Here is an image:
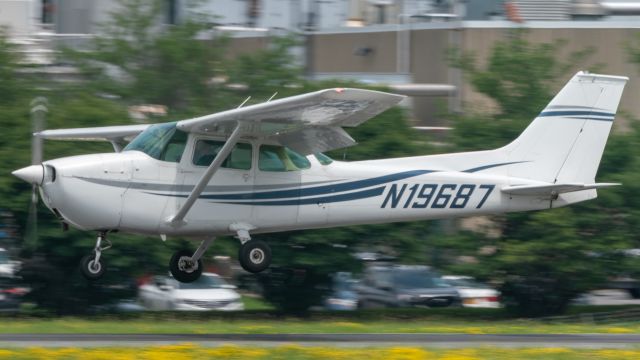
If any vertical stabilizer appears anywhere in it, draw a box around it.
[501,72,628,184]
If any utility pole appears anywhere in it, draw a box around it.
[26,97,48,251]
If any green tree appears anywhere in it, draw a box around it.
[1,1,233,313]
[448,31,596,150]
[227,36,303,97]
[63,0,227,115]
[0,29,32,227]
[3,0,437,313]
[441,31,636,316]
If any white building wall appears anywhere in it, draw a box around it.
[0,0,36,35]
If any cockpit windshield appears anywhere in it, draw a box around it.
[124,122,188,163]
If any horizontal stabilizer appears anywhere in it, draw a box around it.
[501,182,620,196]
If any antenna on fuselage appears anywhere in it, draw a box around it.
[266,92,278,102]
[237,96,251,108]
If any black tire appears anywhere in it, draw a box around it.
[238,240,272,273]
[80,254,106,280]
[169,249,203,283]
[629,288,640,299]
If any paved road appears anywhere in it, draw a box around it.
[1,333,639,348]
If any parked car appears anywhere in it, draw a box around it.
[139,273,244,311]
[442,275,501,308]
[355,265,461,308]
[0,248,20,278]
[324,272,359,311]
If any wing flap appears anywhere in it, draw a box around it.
[501,182,620,196]
[272,126,356,155]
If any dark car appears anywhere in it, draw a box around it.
[0,278,28,311]
[355,265,460,308]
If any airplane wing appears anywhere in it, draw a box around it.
[34,88,403,154]
[36,124,150,142]
[177,88,405,154]
[35,124,150,152]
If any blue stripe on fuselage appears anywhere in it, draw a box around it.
[463,161,529,173]
[149,169,435,200]
[216,186,386,206]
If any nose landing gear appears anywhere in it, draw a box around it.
[80,231,111,280]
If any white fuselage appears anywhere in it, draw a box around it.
[37,134,562,238]
[24,72,629,241]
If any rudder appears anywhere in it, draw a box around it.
[502,71,628,184]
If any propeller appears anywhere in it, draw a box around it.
[25,184,39,251]
[12,166,44,249]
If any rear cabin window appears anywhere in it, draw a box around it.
[259,145,311,172]
[192,140,252,170]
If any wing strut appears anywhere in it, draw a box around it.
[168,123,243,225]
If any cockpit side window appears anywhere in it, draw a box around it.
[124,122,187,163]
[193,140,252,170]
[259,145,311,172]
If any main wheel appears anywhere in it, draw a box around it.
[169,249,203,283]
[238,240,272,273]
[80,254,106,280]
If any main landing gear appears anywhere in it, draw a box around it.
[169,237,213,283]
[80,231,111,280]
[238,240,272,273]
[233,226,272,274]
[168,231,273,283]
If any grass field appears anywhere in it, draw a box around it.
[0,344,639,360]
[1,306,640,334]
[0,316,638,334]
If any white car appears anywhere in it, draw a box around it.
[0,248,20,278]
[442,275,501,308]
[139,273,244,311]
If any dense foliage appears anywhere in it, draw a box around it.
[2,4,639,315]
[1,0,435,313]
[442,31,640,316]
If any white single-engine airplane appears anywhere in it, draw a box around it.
[12,71,627,282]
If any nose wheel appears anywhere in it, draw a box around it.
[80,231,111,280]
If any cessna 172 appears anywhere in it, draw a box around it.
[12,71,627,282]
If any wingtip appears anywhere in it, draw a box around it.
[575,71,629,82]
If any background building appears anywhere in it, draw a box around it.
[2,0,640,126]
